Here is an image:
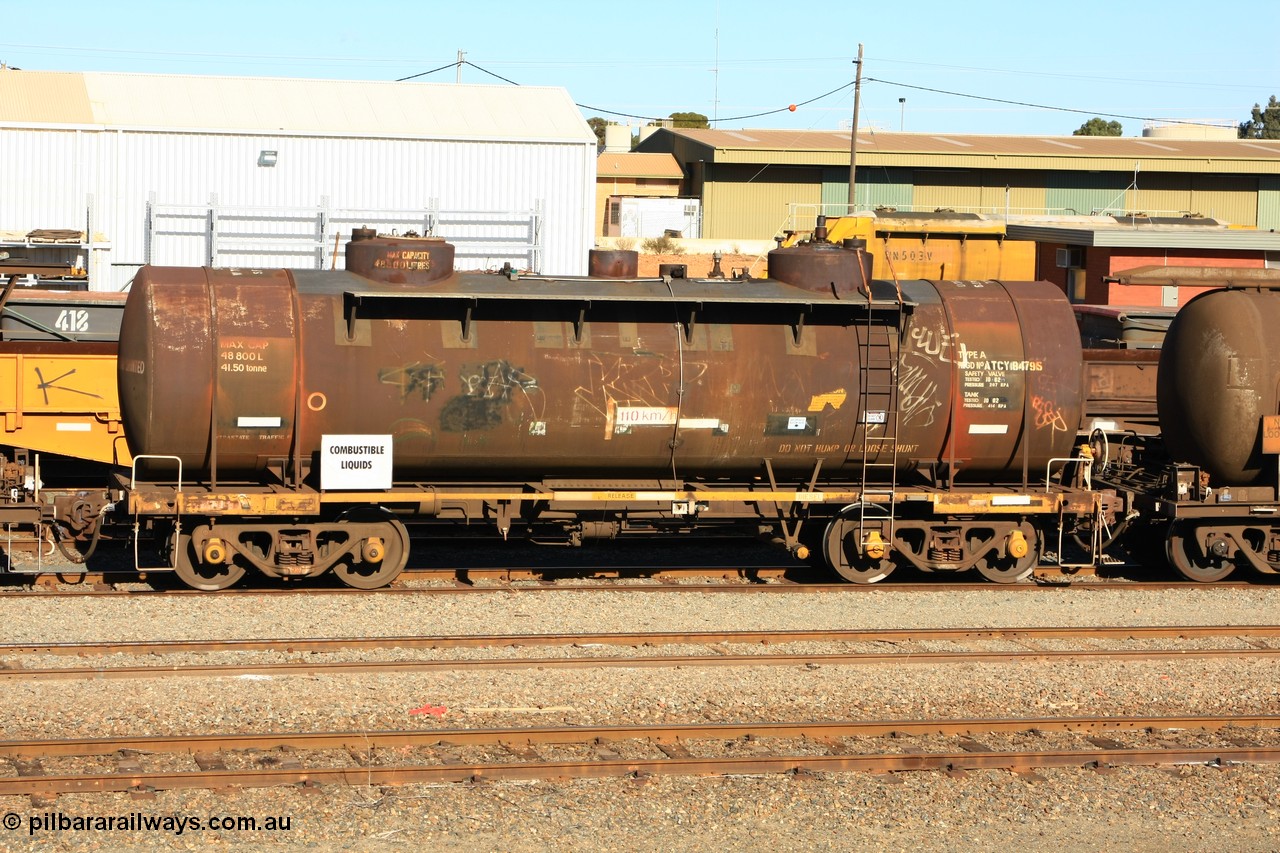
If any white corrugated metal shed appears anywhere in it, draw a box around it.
[0,71,592,141]
[0,70,597,289]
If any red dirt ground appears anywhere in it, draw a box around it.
[635,252,768,279]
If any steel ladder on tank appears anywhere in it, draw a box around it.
[853,282,905,553]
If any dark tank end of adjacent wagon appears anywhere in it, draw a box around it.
[1158,287,1280,486]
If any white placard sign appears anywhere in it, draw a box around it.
[321,434,393,490]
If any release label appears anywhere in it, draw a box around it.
[321,434,393,490]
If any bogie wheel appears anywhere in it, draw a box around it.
[822,511,895,584]
[172,532,246,591]
[976,523,1039,584]
[332,511,410,589]
[1166,522,1235,583]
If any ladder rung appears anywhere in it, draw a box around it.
[859,299,903,515]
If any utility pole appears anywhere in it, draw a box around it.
[456,50,465,84]
[846,43,864,211]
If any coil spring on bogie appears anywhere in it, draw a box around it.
[928,547,963,562]
[276,551,315,567]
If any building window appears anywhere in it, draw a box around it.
[1069,268,1087,303]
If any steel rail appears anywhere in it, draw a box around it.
[0,714,1277,795]
[9,747,1280,795]
[5,624,1280,657]
[4,645,1280,682]
[5,713,1275,755]
[2,578,1274,599]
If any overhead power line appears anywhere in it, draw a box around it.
[395,61,461,83]
[864,77,1228,127]
[401,58,855,125]
[401,60,1231,130]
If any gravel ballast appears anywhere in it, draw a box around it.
[0,580,1278,851]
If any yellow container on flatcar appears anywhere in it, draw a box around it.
[0,344,131,466]
[782,213,1036,281]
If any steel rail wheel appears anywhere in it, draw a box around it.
[822,507,895,584]
[332,512,410,590]
[1167,521,1235,583]
[975,523,1039,584]
[172,533,246,591]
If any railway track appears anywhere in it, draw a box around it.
[8,536,1256,594]
[2,572,1276,598]
[3,714,1278,798]
[3,625,1278,681]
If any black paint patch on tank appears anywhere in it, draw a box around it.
[440,396,506,432]
[765,414,817,436]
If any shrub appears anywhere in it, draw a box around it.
[641,235,683,255]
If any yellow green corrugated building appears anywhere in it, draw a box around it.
[636,128,1280,239]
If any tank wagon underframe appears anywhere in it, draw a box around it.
[1110,461,1280,582]
[121,475,1102,588]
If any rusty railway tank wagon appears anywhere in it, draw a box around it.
[9,225,1280,590]
[109,227,1100,590]
[1145,285,1280,581]
[1072,277,1280,583]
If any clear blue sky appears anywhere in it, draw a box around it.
[3,0,1275,137]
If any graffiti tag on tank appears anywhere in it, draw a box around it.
[908,326,960,364]
[898,361,943,427]
[379,362,446,402]
[1031,395,1069,433]
[440,360,541,433]
[898,324,952,427]
[571,353,709,438]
